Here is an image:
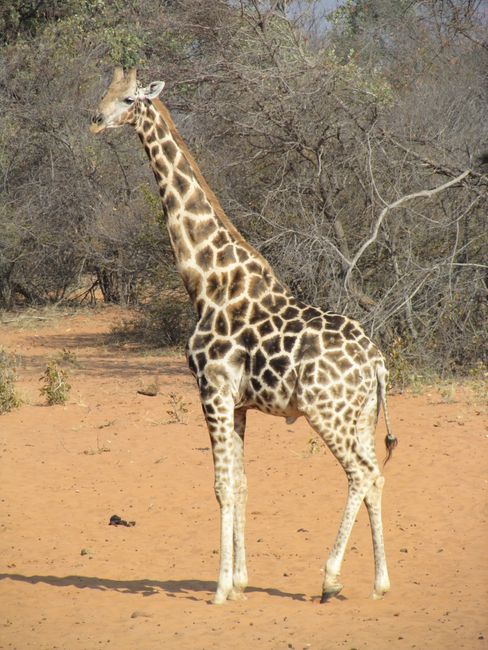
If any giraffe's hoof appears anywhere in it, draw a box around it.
[371,588,389,601]
[228,588,247,601]
[211,591,228,605]
[320,583,343,603]
[210,589,229,605]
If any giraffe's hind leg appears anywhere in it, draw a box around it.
[364,475,390,599]
[228,407,248,601]
[304,386,388,602]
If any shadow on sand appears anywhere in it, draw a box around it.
[0,573,308,602]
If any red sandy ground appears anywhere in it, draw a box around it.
[0,308,487,650]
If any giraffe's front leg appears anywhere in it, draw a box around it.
[202,384,239,605]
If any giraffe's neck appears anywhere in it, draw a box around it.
[134,101,282,316]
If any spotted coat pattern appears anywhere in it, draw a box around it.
[91,68,397,605]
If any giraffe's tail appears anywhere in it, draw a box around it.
[376,362,398,465]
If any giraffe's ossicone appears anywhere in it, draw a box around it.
[91,67,398,605]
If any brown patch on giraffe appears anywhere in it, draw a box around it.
[183,267,202,303]
[343,406,355,423]
[154,157,170,177]
[230,348,251,374]
[326,314,345,330]
[283,335,297,353]
[284,319,302,334]
[186,188,212,215]
[250,376,262,392]
[249,303,270,324]
[344,342,359,357]
[208,340,233,360]
[216,244,237,267]
[206,273,226,303]
[323,332,341,347]
[282,305,300,320]
[236,248,249,263]
[198,306,215,332]
[318,359,341,381]
[257,319,274,337]
[246,261,262,274]
[161,139,178,163]
[154,120,169,140]
[299,332,321,359]
[342,321,362,339]
[228,267,245,299]
[215,311,229,336]
[173,169,191,196]
[176,156,192,178]
[262,368,279,389]
[248,275,269,300]
[346,368,362,385]
[322,351,351,374]
[272,315,283,330]
[302,306,322,321]
[269,355,290,375]
[192,333,214,350]
[300,361,316,384]
[262,294,287,312]
[142,119,152,133]
[213,230,230,248]
[228,300,249,335]
[168,223,191,261]
[184,217,217,245]
[251,349,267,375]
[146,129,157,145]
[308,318,323,331]
[238,328,259,351]
[227,298,249,325]
[196,351,208,371]
[196,246,215,271]
[262,335,281,356]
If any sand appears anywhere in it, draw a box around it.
[1,308,487,649]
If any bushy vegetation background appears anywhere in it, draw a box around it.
[1,0,487,375]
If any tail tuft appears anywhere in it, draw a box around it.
[384,432,398,465]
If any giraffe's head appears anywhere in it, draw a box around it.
[90,67,165,134]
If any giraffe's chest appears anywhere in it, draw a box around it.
[187,330,300,417]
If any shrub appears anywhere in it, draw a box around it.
[0,347,21,414]
[39,361,71,405]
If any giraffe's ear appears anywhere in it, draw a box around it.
[141,81,165,100]
[112,66,124,83]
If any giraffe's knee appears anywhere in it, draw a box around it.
[234,472,248,496]
[374,475,385,489]
[214,481,233,507]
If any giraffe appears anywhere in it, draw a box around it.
[90,67,398,605]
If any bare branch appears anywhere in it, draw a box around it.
[345,170,472,290]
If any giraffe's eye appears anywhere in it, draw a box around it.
[123,97,134,105]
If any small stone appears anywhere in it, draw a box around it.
[80,548,93,556]
[130,610,153,619]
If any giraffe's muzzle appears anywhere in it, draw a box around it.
[90,113,105,134]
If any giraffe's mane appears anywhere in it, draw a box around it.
[152,98,274,273]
